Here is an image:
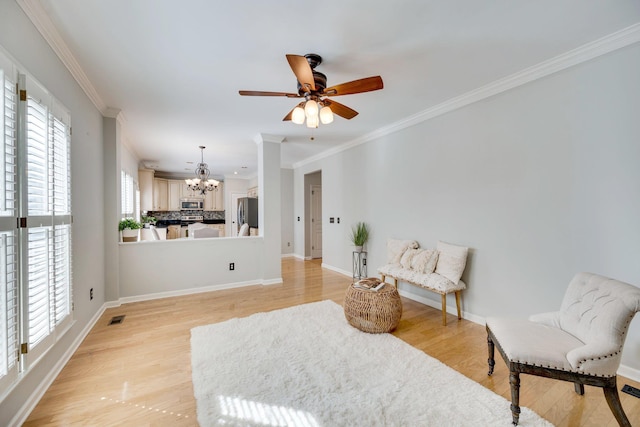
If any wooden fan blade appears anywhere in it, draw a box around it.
[239,90,300,97]
[323,99,358,120]
[286,54,316,92]
[324,76,383,96]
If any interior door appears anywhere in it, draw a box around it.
[311,184,322,258]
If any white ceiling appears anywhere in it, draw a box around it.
[27,0,640,179]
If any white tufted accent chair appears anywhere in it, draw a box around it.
[486,272,640,426]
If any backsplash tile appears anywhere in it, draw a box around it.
[146,210,225,221]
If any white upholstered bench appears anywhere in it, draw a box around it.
[378,239,468,326]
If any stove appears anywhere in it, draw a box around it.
[180,215,203,226]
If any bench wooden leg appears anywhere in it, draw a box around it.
[455,291,462,320]
[441,294,447,326]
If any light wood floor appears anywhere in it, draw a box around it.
[25,258,640,426]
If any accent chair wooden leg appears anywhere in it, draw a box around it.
[509,371,521,425]
[455,291,462,320]
[394,278,398,288]
[574,382,584,395]
[441,294,447,326]
[487,334,495,376]
[381,274,386,283]
[603,384,632,427]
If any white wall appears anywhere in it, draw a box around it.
[119,238,265,298]
[0,2,105,424]
[121,140,139,179]
[293,43,640,373]
[281,168,294,254]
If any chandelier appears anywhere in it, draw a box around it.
[290,97,333,128]
[185,146,219,195]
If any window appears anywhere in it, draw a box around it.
[121,169,136,220]
[0,49,72,392]
[0,58,18,392]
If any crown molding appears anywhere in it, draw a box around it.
[293,23,640,170]
[254,133,285,145]
[16,0,107,114]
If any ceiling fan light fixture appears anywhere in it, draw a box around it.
[292,106,305,124]
[306,115,319,128]
[320,105,333,124]
[304,99,318,118]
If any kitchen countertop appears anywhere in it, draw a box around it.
[154,219,225,228]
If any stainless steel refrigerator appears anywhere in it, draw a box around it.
[237,197,258,231]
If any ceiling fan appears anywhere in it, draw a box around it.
[239,53,383,127]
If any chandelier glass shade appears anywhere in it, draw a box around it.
[292,97,334,128]
[185,146,219,195]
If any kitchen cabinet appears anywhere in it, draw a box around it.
[168,180,182,211]
[247,186,258,198]
[206,223,225,237]
[153,178,168,211]
[204,182,224,211]
[181,183,199,198]
[216,182,224,210]
[204,189,215,211]
[138,169,154,212]
[167,225,181,240]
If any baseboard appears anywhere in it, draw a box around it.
[262,278,283,286]
[10,304,107,427]
[118,280,261,304]
[281,253,295,258]
[617,363,640,382]
[321,263,351,278]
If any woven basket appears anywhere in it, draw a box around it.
[344,278,402,333]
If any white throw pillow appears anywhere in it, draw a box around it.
[400,248,420,269]
[411,249,439,273]
[435,241,468,284]
[387,238,419,264]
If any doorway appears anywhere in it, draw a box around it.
[310,184,322,258]
[304,171,322,259]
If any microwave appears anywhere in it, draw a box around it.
[180,198,204,210]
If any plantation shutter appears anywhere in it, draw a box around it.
[0,53,19,390]
[20,74,72,365]
[121,170,136,219]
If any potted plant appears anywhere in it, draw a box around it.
[141,215,156,228]
[119,218,142,242]
[350,221,370,253]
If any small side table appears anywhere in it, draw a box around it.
[352,251,367,282]
[343,278,402,333]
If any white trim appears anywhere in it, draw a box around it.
[9,305,107,427]
[321,263,351,278]
[15,0,107,114]
[262,278,283,286]
[618,364,640,383]
[118,280,260,304]
[281,253,295,258]
[293,23,640,170]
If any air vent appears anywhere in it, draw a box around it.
[109,315,125,325]
[622,384,640,398]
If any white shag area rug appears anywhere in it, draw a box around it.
[190,300,553,427]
